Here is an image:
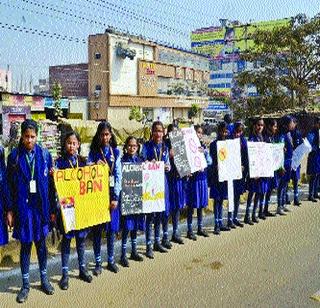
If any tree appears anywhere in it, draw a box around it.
[51,82,63,119]
[235,13,320,118]
[188,103,201,121]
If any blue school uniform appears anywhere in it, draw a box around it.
[120,153,145,232]
[6,145,55,244]
[209,139,228,200]
[233,135,248,196]
[0,147,9,246]
[307,128,320,176]
[88,145,122,232]
[264,133,280,190]
[291,129,303,180]
[187,142,211,208]
[247,134,268,194]
[279,131,294,182]
[55,155,89,239]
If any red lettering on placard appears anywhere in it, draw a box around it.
[79,181,86,195]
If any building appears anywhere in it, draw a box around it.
[0,68,12,92]
[49,63,88,97]
[88,30,210,130]
[33,78,50,96]
[191,18,289,120]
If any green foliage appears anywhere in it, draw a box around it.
[129,106,145,122]
[235,13,320,118]
[188,103,201,119]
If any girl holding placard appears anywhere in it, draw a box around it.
[120,136,145,267]
[6,120,55,303]
[230,122,247,227]
[55,131,92,290]
[141,121,170,258]
[245,118,268,224]
[88,121,122,274]
[0,146,9,247]
[263,119,279,217]
[277,116,295,215]
[209,122,230,235]
[186,125,212,240]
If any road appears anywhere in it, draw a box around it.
[1,200,320,307]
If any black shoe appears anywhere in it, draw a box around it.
[283,207,290,212]
[161,239,172,249]
[187,231,197,241]
[234,220,244,227]
[294,200,301,206]
[258,214,266,220]
[264,211,276,217]
[252,217,259,223]
[308,197,318,202]
[314,194,320,199]
[197,229,209,237]
[227,221,236,229]
[93,264,102,276]
[16,287,29,303]
[41,278,55,295]
[146,246,154,259]
[220,226,231,231]
[171,235,184,245]
[213,227,220,235]
[130,252,143,262]
[153,242,168,253]
[79,269,92,283]
[244,216,254,225]
[120,256,130,267]
[59,275,69,290]
[285,200,291,205]
[276,209,286,216]
[107,262,119,273]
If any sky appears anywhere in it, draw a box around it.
[0,0,319,92]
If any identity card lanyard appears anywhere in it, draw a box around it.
[26,154,36,193]
[153,146,163,161]
[68,157,79,169]
[100,147,115,187]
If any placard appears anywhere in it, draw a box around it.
[54,164,110,232]
[292,138,312,171]
[271,143,284,171]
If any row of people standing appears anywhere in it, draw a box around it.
[0,116,318,303]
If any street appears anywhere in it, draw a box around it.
[0,199,320,307]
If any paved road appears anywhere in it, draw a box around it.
[1,200,320,307]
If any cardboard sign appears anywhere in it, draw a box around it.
[54,164,110,233]
[292,138,312,171]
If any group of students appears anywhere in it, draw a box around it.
[0,115,319,303]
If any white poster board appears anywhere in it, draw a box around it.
[271,143,285,171]
[247,142,274,178]
[291,138,312,171]
[142,161,165,213]
[182,127,207,173]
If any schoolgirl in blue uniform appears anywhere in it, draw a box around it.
[263,119,279,217]
[6,119,55,303]
[88,121,122,274]
[0,146,9,247]
[164,124,185,246]
[209,122,230,235]
[287,119,303,206]
[141,121,170,258]
[230,122,247,227]
[277,116,295,215]
[55,131,92,290]
[307,117,320,202]
[186,125,212,240]
[120,136,145,267]
[245,118,268,224]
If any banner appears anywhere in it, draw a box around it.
[121,162,165,215]
[247,142,274,178]
[291,138,312,171]
[271,143,284,171]
[217,139,242,182]
[54,164,110,233]
[182,127,207,173]
[169,129,191,177]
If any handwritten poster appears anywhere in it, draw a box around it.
[182,127,207,173]
[169,129,192,177]
[247,142,274,178]
[271,143,284,171]
[54,164,110,233]
[142,161,165,213]
[121,163,143,215]
[292,138,312,171]
[217,139,242,181]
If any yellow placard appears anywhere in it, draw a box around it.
[54,164,110,232]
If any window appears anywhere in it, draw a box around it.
[95,52,101,60]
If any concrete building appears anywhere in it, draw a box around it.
[0,68,12,92]
[49,63,88,97]
[88,30,210,130]
[33,78,50,96]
